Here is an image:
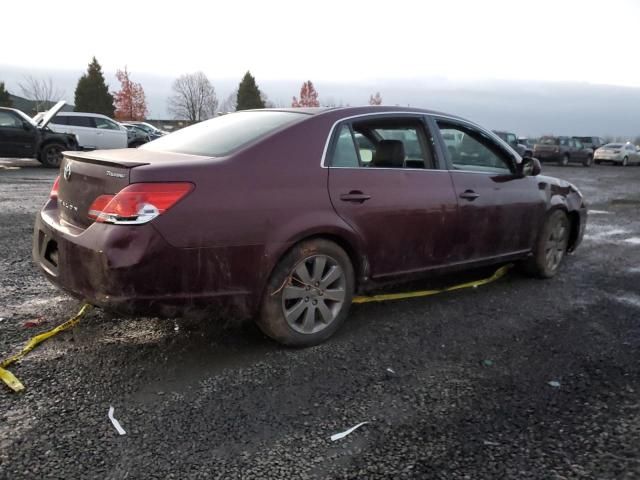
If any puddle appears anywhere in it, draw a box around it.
[583,227,630,242]
[587,210,612,215]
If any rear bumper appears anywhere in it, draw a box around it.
[33,202,260,318]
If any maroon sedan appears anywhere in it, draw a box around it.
[33,107,587,346]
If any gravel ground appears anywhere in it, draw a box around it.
[1,158,639,479]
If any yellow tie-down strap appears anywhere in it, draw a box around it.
[0,303,93,393]
[352,264,512,304]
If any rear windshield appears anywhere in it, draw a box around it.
[539,137,558,145]
[141,111,307,157]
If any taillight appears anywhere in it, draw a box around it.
[88,182,193,225]
[50,176,60,199]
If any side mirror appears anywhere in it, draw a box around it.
[519,156,541,176]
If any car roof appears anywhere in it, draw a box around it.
[56,112,112,119]
[244,105,461,118]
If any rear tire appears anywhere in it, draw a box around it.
[38,143,64,168]
[522,210,570,279]
[583,154,593,167]
[257,239,355,347]
[558,154,569,166]
[622,156,629,166]
[594,160,601,165]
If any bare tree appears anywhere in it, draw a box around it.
[167,72,218,122]
[18,76,65,112]
[218,90,237,114]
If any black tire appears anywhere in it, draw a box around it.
[522,210,570,279]
[558,153,569,166]
[622,156,629,167]
[594,160,601,165]
[257,239,355,347]
[583,154,593,167]
[128,141,146,148]
[38,143,65,168]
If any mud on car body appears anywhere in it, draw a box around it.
[33,106,587,346]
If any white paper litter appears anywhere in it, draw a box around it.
[548,380,561,388]
[587,210,612,215]
[386,368,395,374]
[330,422,369,441]
[483,440,500,446]
[108,406,126,435]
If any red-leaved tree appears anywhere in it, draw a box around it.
[292,80,320,107]
[113,67,148,121]
[369,92,382,105]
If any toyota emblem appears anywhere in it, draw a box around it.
[63,162,72,181]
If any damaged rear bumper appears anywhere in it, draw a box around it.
[32,204,258,319]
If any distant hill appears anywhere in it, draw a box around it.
[7,94,74,116]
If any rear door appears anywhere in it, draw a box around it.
[93,117,127,149]
[0,110,37,157]
[433,117,546,261]
[327,114,459,279]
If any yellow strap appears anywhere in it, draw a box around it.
[0,303,93,392]
[352,264,512,304]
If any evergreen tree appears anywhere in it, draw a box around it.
[0,82,11,107]
[74,57,115,117]
[236,71,265,110]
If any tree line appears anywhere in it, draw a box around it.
[0,57,385,122]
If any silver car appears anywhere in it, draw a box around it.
[594,143,640,166]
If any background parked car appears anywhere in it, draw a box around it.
[493,130,532,157]
[121,123,151,148]
[126,121,168,140]
[49,112,128,150]
[0,101,77,168]
[533,136,593,166]
[573,136,605,152]
[594,142,640,166]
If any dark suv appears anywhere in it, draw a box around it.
[0,101,78,167]
[533,136,593,167]
[573,136,605,152]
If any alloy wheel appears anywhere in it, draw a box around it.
[544,215,569,272]
[281,254,346,334]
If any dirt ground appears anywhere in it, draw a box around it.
[1,158,639,479]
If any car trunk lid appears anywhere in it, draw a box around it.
[56,149,208,229]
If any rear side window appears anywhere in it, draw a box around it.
[66,116,94,128]
[51,115,68,125]
[329,116,435,169]
[142,111,307,157]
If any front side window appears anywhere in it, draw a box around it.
[0,111,21,128]
[329,116,435,169]
[437,121,513,174]
[94,117,121,130]
[51,115,68,125]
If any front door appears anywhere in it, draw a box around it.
[327,115,459,280]
[434,118,546,261]
[0,110,37,157]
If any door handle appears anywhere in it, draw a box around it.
[459,190,480,201]
[340,191,371,203]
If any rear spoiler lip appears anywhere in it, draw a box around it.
[63,152,149,168]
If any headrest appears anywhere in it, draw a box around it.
[371,140,405,168]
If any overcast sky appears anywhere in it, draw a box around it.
[4,0,640,87]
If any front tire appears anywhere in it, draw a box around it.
[257,239,355,347]
[38,143,64,168]
[523,210,570,279]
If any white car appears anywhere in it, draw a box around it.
[594,142,640,166]
[48,112,128,150]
